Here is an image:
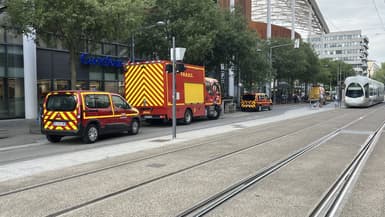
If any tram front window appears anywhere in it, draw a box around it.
[346,83,364,98]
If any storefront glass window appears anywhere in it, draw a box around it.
[0,45,4,77]
[89,65,103,80]
[54,80,70,90]
[7,78,25,117]
[7,45,24,78]
[0,79,5,118]
[76,81,88,90]
[0,28,4,43]
[89,81,101,91]
[38,80,51,105]
[104,72,116,81]
[105,81,118,94]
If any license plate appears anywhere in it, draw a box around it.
[53,121,66,127]
[143,115,152,119]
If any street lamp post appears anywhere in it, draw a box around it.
[131,21,165,62]
[269,41,298,104]
[171,37,176,139]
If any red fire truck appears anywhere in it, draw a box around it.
[124,60,221,124]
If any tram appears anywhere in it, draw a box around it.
[344,75,384,107]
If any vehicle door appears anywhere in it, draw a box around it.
[111,94,134,129]
[82,93,114,129]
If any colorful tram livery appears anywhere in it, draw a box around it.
[344,75,384,107]
[124,60,222,124]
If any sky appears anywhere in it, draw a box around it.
[316,0,385,66]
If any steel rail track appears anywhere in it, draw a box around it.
[1,108,377,217]
[41,112,362,217]
[175,113,376,217]
[0,111,344,198]
[308,121,385,217]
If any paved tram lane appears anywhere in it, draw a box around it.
[339,125,385,217]
[0,105,383,217]
[0,110,344,217]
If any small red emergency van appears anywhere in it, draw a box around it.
[41,90,140,143]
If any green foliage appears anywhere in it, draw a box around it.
[5,0,146,89]
[137,1,265,83]
[373,63,385,83]
[270,39,317,84]
[319,58,355,90]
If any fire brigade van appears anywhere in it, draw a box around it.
[124,60,221,124]
[240,93,272,112]
[41,90,140,143]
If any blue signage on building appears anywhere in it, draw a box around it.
[80,53,123,68]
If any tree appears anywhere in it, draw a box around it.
[373,62,385,83]
[136,1,265,85]
[5,0,146,89]
[318,58,354,89]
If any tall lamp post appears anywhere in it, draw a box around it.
[269,39,300,104]
[131,21,165,62]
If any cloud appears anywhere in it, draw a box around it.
[317,0,385,64]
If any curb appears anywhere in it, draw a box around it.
[0,129,8,139]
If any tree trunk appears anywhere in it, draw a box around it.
[70,49,77,90]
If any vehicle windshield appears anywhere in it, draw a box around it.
[346,83,364,98]
[46,94,77,111]
[242,94,255,100]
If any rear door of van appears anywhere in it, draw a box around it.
[43,92,79,132]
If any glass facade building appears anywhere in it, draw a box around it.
[0,28,25,119]
[0,26,130,119]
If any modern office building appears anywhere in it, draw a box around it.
[308,30,369,74]
[0,26,129,119]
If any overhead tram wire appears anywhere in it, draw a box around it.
[372,0,385,31]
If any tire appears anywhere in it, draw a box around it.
[128,119,140,135]
[257,105,262,112]
[46,135,62,143]
[82,124,98,144]
[183,109,193,125]
[208,107,221,120]
[268,105,272,110]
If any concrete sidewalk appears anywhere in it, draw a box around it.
[0,118,45,147]
[0,103,336,147]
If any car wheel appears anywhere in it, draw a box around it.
[208,107,221,120]
[129,119,140,135]
[82,124,98,144]
[257,105,262,112]
[183,109,192,125]
[46,135,62,143]
[268,105,272,110]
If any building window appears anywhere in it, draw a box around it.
[7,45,24,78]
[89,80,101,91]
[0,28,4,43]
[6,78,25,117]
[103,44,116,56]
[54,80,70,90]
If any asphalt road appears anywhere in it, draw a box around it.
[0,103,311,165]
